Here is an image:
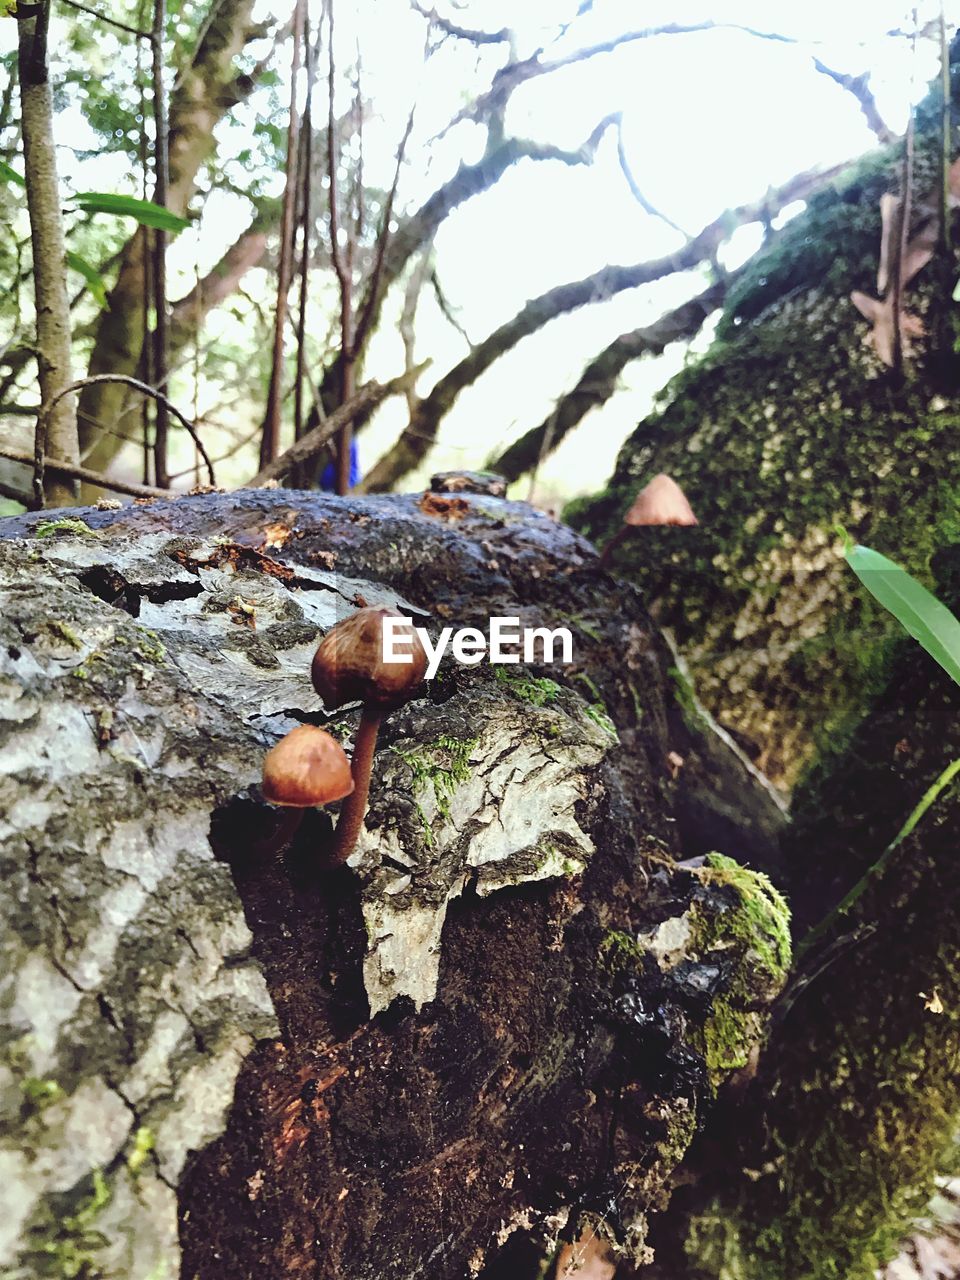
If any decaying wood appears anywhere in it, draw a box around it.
[0,489,787,1278]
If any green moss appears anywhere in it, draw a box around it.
[21,1076,64,1110]
[583,701,618,739]
[598,928,644,975]
[669,664,702,732]
[34,518,99,539]
[702,996,762,1079]
[699,853,792,978]
[49,620,84,650]
[24,1168,111,1278]
[126,1125,155,1176]
[571,673,618,737]
[493,666,561,706]
[390,734,479,845]
[566,126,960,787]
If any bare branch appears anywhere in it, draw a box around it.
[442,22,801,136]
[357,162,846,493]
[812,58,897,145]
[34,374,214,507]
[494,280,728,483]
[410,1,511,45]
[326,0,349,297]
[0,445,172,500]
[260,0,307,468]
[430,269,473,348]
[337,113,621,376]
[351,100,418,356]
[58,0,150,38]
[615,123,689,238]
[246,362,430,487]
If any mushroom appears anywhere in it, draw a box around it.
[262,724,354,808]
[311,607,428,863]
[259,724,355,857]
[598,473,697,568]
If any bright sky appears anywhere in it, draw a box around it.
[3,0,958,500]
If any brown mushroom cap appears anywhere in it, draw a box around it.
[625,473,698,527]
[261,725,354,808]
[311,607,428,710]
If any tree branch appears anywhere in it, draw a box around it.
[34,373,214,507]
[0,445,172,499]
[312,112,623,411]
[812,58,897,145]
[358,163,843,493]
[351,100,418,357]
[441,22,801,136]
[493,279,728,483]
[410,1,511,45]
[246,362,430,487]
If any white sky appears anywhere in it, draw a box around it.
[2,0,957,499]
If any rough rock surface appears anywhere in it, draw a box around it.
[0,489,789,1279]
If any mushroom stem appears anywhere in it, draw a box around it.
[330,705,383,864]
[259,806,304,857]
[597,525,629,568]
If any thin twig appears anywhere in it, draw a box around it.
[33,374,214,505]
[812,58,897,145]
[1,445,172,499]
[151,0,171,487]
[261,0,307,468]
[57,0,151,39]
[247,362,429,486]
[352,100,417,356]
[615,120,689,239]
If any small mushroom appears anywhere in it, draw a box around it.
[311,608,428,863]
[262,724,354,808]
[259,724,354,857]
[598,473,697,568]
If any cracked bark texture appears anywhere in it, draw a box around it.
[0,486,788,1279]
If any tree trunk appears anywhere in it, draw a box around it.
[0,484,788,1279]
[17,2,78,508]
[641,545,960,1280]
[76,0,262,495]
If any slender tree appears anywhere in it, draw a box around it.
[16,0,79,507]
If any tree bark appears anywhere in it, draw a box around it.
[0,486,789,1279]
[17,2,78,508]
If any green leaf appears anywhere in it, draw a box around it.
[953,276,960,302]
[0,158,26,187]
[71,192,189,232]
[66,251,108,308]
[845,543,960,687]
